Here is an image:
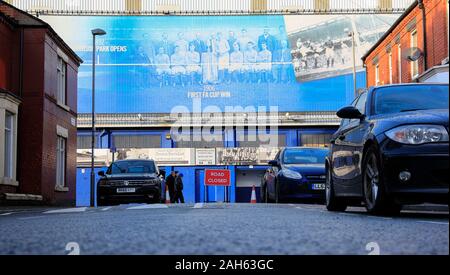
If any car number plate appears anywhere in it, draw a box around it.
[311,184,325,190]
[117,188,136,193]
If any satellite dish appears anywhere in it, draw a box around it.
[403,47,423,62]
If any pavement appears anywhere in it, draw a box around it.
[0,203,448,255]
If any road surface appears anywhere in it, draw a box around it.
[0,203,448,255]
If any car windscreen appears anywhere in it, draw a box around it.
[107,161,156,174]
[374,85,449,115]
[283,149,328,165]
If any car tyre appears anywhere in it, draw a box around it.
[260,183,267,203]
[325,166,347,212]
[362,146,402,216]
[97,199,109,207]
[274,181,282,204]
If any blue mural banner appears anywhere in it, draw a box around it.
[41,14,398,114]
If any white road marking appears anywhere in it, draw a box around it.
[416,221,449,225]
[339,212,360,217]
[17,216,47,220]
[127,204,168,210]
[193,203,204,209]
[44,207,87,214]
[101,207,112,211]
[295,206,322,211]
[0,212,13,216]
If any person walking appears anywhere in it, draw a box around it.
[165,171,176,203]
[174,173,185,203]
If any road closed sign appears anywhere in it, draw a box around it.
[204,169,231,186]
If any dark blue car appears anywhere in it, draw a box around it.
[326,84,449,215]
[261,147,328,203]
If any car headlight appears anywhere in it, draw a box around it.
[282,169,303,179]
[386,125,449,145]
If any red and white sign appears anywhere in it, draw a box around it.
[204,169,231,186]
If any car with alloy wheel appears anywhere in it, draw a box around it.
[97,159,162,206]
[261,147,328,203]
[326,83,449,215]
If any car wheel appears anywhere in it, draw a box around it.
[265,185,270,203]
[274,181,282,204]
[260,183,267,203]
[97,199,108,207]
[363,146,402,216]
[325,166,347,212]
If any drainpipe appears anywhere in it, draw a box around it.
[418,0,428,71]
[19,28,24,97]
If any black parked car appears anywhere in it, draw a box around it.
[262,147,329,203]
[97,159,162,206]
[326,84,449,215]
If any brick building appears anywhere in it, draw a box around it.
[0,1,82,205]
[363,0,449,86]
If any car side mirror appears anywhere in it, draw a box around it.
[98,171,105,177]
[268,160,280,167]
[337,106,364,120]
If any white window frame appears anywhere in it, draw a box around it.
[410,29,419,79]
[375,64,380,86]
[57,57,67,105]
[388,51,393,84]
[4,111,14,178]
[397,44,402,83]
[56,135,67,187]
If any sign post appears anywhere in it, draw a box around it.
[204,169,231,203]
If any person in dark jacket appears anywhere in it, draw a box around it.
[165,171,176,203]
[174,173,185,203]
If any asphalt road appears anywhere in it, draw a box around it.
[0,203,448,255]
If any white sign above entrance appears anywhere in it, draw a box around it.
[195,148,216,166]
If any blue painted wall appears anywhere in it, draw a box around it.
[76,127,336,205]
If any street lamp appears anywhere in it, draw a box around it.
[346,28,357,98]
[90,28,106,208]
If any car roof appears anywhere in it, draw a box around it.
[370,83,448,90]
[283,147,329,150]
[113,159,156,163]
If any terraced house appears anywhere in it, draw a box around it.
[0,1,82,205]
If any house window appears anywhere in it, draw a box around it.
[410,30,419,79]
[4,112,14,178]
[57,57,67,105]
[388,52,393,84]
[56,136,67,187]
[397,44,402,83]
[375,64,380,86]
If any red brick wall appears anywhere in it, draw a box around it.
[41,100,77,205]
[15,29,79,206]
[0,20,13,91]
[39,33,78,205]
[365,0,449,87]
[0,18,20,95]
[17,29,45,196]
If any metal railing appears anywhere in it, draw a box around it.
[77,112,341,128]
[8,0,416,15]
